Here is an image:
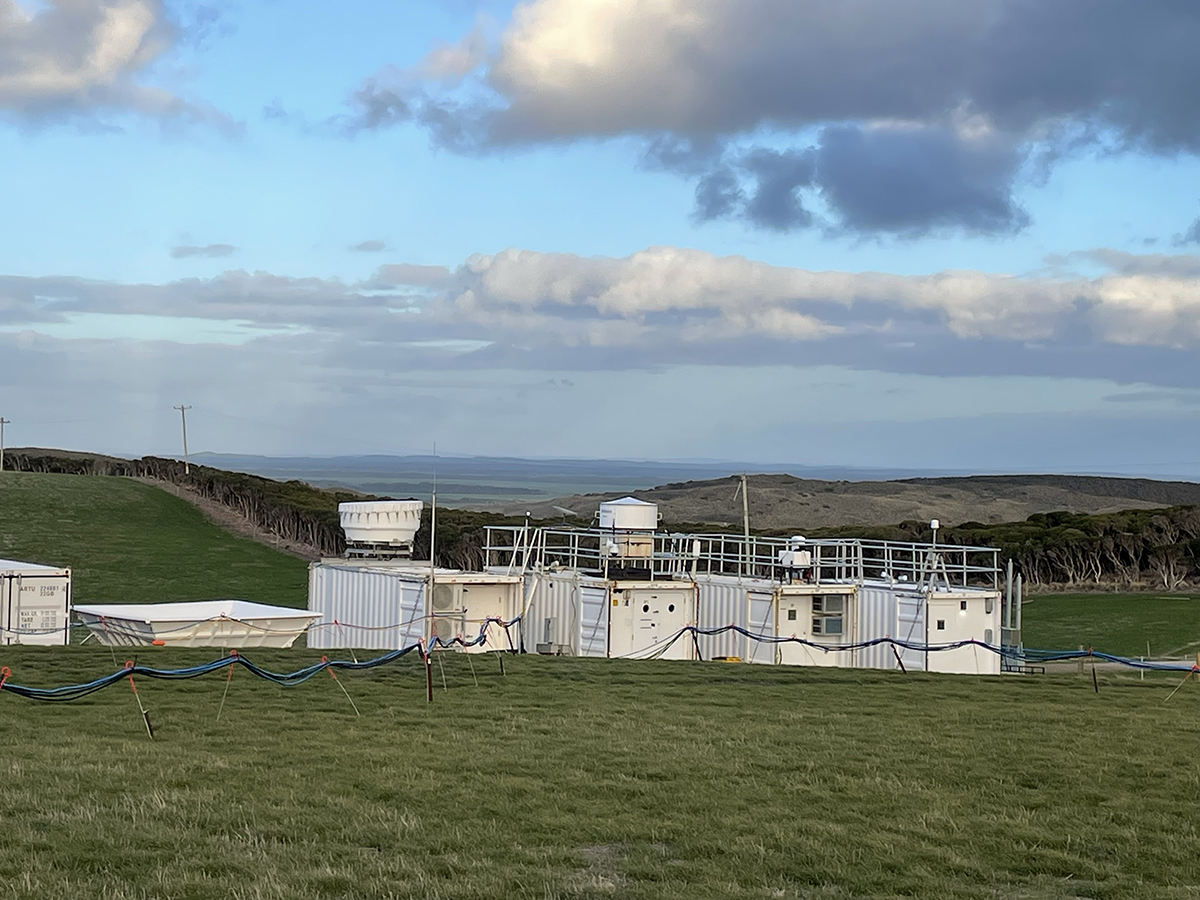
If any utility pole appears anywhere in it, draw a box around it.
[0,417,8,472]
[173,405,192,474]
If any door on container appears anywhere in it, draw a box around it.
[609,586,694,660]
[579,584,609,657]
[895,591,927,672]
[746,589,776,664]
[13,576,69,646]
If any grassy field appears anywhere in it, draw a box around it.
[1021,592,1200,658]
[0,471,308,607]
[2,648,1200,899]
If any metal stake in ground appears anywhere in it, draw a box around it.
[465,650,479,687]
[125,660,154,739]
[216,651,238,722]
[436,648,449,691]
[1164,653,1200,703]
[321,656,360,717]
[423,647,434,703]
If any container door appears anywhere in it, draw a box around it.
[579,584,610,657]
[895,591,927,672]
[746,588,776,664]
[608,586,694,660]
[10,575,69,646]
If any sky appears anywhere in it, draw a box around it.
[0,0,1197,477]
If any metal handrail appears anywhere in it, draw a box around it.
[483,526,1000,589]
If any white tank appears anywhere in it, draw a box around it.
[598,497,658,531]
[338,500,424,545]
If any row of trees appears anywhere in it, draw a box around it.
[6,450,1199,588]
[805,507,1200,590]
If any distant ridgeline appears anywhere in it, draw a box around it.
[4,450,1198,590]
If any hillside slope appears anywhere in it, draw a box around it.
[0,472,308,607]
[505,473,1200,529]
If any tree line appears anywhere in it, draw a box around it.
[5,450,1198,588]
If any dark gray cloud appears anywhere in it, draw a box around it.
[813,124,1027,235]
[170,243,237,259]
[351,240,386,253]
[355,0,1200,236]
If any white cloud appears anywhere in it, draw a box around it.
[1,248,1198,380]
[0,0,225,124]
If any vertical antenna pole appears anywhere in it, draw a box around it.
[173,405,192,475]
[429,443,437,647]
[0,417,8,472]
[740,474,750,578]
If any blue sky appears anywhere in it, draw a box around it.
[0,0,1198,478]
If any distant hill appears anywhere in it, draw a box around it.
[503,473,1200,530]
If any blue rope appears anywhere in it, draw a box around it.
[4,617,1196,702]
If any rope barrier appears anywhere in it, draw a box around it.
[4,618,1199,705]
[0,616,520,703]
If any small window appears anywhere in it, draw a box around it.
[813,594,845,614]
[787,608,797,621]
[668,604,675,612]
[960,600,967,611]
[985,597,994,614]
[642,604,650,613]
[813,616,843,636]
[936,619,946,630]
[984,629,994,645]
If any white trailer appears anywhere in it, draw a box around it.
[308,559,523,653]
[0,558,70,646]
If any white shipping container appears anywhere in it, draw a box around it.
[694,574,777,662]
[308,561,428,651]
[523,570,609,656]
[1,558,70,646]
[309,561,523,653]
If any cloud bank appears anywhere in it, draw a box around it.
[2,247,1198,388]
[348,0,1200,236]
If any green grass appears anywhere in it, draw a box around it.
[0,471,308,607]
[2,649,1200,899]
[1022,592,1200,658]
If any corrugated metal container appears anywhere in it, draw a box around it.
[524,570,610,655]
[1,558,70,646]
[308,561,427,650]
[694,574,777,662]
[695,574,748,661]
[855,582,898,670]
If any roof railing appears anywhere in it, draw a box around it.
[483,526,1000,590]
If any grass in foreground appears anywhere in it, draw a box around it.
[1021,592,1200,658]
[0,471,308,607]
[2,649,1200,900]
